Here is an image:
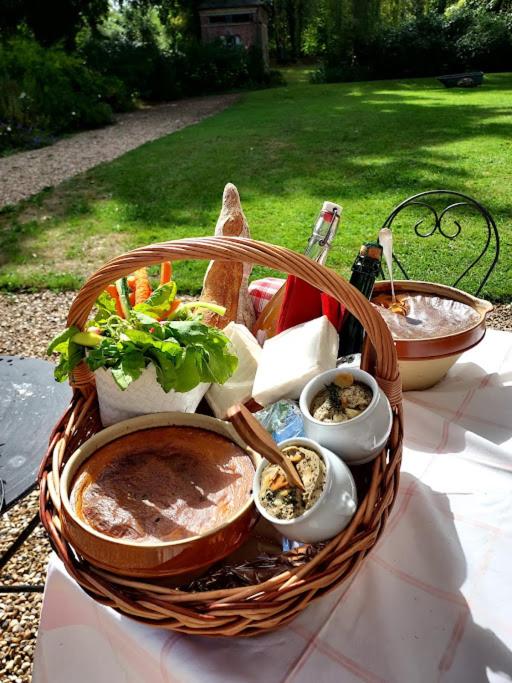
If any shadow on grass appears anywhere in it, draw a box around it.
[1,76,511,298]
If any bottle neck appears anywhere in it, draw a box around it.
[349,271,377,299]
[348,243,382,298]
[304,207,341,264]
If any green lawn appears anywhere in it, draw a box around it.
[1,71,511,300]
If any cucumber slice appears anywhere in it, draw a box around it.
[72,331,103,347]
[116,277,132,318]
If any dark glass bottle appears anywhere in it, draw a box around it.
[338,242,383,356]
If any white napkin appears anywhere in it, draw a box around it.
[252,316,339,406]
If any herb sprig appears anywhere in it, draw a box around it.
[325,382,342,412]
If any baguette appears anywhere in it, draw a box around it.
[201,183,255,329]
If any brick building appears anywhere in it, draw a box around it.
[199,1,269,66]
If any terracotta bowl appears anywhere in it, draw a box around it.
[372,281,493,391]
[59,412,259,580]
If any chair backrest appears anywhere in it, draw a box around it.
[380,190,500,296]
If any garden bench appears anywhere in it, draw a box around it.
[438,71,484,87]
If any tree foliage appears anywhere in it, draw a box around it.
[270,0,454,64]
[270,0,320,62]
[0,0,110,49]
[313,1,512,82]
[269,0,512,63]
[3,0,512,61]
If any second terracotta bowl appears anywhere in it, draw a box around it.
[59,412,259,580]
[372,281,493,391]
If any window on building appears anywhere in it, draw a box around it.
[209,13,253,24]
[219,34,243,47]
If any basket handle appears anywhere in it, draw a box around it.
[67,236,401,406]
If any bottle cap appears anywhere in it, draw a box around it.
[322,201,342,216]
[367,244,383,260]
[359,242,383,260]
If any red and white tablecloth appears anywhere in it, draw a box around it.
[248,277,285,315]
[33,329,512,683]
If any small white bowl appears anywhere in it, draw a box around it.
[252,437,357,543]
[299,368,392,465]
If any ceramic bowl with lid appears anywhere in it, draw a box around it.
[299,368,393,465]
[253,437,357,543]
[372,280,493,391]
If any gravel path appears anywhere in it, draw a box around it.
[0,94,239,208]
[0,290,510,682]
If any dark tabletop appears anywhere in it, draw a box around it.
[0,356,72,512]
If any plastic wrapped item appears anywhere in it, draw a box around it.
[254,400,305,444]
[336,353,361,369]
[373,294,480,340]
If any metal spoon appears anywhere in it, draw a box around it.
[378,227,396,302]
[378,228,422,325]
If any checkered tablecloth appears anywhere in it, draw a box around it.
[248,277,285,315]
[32,329,512,683]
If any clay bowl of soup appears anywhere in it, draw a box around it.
[371,281,493,391]
[59,412,259,579]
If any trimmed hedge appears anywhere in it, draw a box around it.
[81,36,274,101]
[0,37,129,152]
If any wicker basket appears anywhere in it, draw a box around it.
[39,236,403,637]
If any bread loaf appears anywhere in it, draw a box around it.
[201,183,255,329]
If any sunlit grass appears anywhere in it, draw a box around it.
[0,72,510,299]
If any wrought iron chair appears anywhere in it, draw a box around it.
[379,190,500,296]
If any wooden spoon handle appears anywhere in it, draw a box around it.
[227,404,305,490]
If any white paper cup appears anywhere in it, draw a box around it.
[94,364,209,427]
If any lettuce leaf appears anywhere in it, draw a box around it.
[133,282,177,320]
[110,351,145,390]
[47,326,80,355]
[92,292,118,325]
[47,326,83,382]
[48,306,238,393]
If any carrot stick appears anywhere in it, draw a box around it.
[159,299,181,321]
[160,261,172,285]
[134,268,152,305]
[105,284,124,318]
[129,291,135,306]
[127,275,136,290]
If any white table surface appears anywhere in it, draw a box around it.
[33,329,512,683]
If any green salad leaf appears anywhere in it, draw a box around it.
[110,350,145,390]
[92,291,119,324]
[133,282,177,319]
[47,325,82,382]
[48,286,238,393]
